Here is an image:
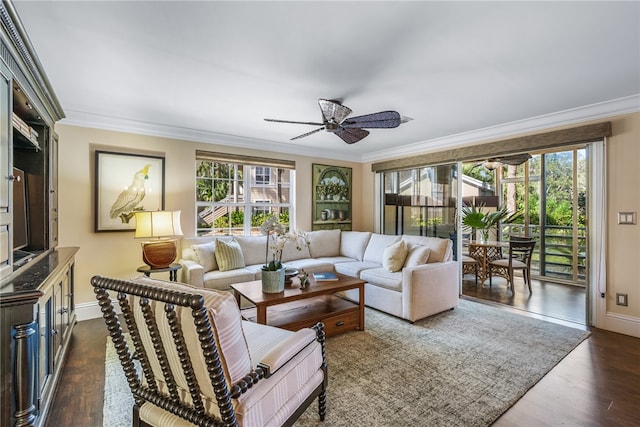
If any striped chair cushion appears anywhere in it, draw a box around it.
[130,277,252,408]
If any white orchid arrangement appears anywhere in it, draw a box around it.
[260,216,309,271]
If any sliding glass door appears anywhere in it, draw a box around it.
[382,164,458,242]
[499,147,587,285]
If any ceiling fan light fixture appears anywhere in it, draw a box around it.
[482,160,502,171]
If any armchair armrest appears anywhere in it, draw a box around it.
[257,328,317,377]
[179,259,204,287]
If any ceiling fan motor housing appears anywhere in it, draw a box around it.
[325,121,340,131]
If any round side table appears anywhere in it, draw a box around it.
[137,263,182,282]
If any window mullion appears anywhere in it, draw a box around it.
[244,166,251,235]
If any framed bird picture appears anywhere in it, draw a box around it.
[95,150,165,232]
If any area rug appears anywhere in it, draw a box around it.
[103,299,589,426]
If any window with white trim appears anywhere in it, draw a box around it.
[254,166,271,185]
[195,153,295,236]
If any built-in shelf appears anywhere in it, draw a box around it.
[12,113,40,150]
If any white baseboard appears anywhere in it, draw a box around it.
[599,311,640,338]
[75,301,112,321]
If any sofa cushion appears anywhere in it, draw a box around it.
[401,235,452,263]
[180,236,222,262]
[280,235,312,262]
[203,269,256,290]
[383,239,409,272]
[340,231,372,261]
[306,229,341,258]
[192,241,218,272]
[235,235,268,267]
[282,258,335,273]
[215,238,246,271]
[363,234,401,263]
[315,256,355,265]
[360,267,403,292]
[334,261,381,278]
[404,245,431,268]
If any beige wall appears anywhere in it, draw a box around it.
[606,114,640,318]
[57,114,639,333]
[55,125,361,310]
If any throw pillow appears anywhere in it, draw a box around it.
[382,239,409,272]
[191,241,218,272]
[306,229,341,258]
[404,245,431,268]
[215,238,245,272]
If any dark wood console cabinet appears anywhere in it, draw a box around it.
[1,2,73,426]
[0,247,78,427]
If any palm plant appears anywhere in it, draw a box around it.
[461,203,521,241]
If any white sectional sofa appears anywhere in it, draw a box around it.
[178,229,458,322]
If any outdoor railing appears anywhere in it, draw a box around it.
[502,224,586,285]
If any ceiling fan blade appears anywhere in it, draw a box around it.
[264,118,324,126]
[290,127,325,140]
[334,128,369,144]
[318,99,352,124]
[341,111,402,129]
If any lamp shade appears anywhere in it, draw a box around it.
[134,211,183,269]
[134,211,183,239]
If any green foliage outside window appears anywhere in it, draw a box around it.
[196,161,241,202]
[214,210,244,228]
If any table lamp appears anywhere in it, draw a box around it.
[134,210,183,268]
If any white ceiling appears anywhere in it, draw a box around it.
[12,1,640,163]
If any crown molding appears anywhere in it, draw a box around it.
[360,95,640,163]
[58,110,360,161]
[60,95,639,165]
[1,2,65,122]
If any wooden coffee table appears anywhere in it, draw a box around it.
[230,272,365,337]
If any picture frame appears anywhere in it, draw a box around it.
[95,150,165,232]
[312,163,352,231]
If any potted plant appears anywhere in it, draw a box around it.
[461,203,520,242]
[260,216,309,293]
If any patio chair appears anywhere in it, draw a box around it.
[488,239,536,293]
[92,275,327,427]
[462,255,479,285]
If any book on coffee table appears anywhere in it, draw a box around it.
[313,271,338,281]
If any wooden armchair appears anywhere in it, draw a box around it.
[92,275,327,427]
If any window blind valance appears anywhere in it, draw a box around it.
[371,122,611,172]
[196,150,295,170]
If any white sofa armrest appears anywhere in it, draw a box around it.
[401,261,459,322]
[179,259,204,287]
[257,328,318,377]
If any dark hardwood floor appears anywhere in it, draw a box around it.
[45,292,639,426]
[462,273,586,325]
